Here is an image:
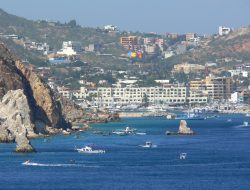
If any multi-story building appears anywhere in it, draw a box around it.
[166,33,178,39]
[219,26,231,36]
[120,36,138,50]
[57,41,82,56]
[144,44,156,54]
[96,85,207,107]
[173,63,205,74]
[185,33,197,41]
[190,76,234,101]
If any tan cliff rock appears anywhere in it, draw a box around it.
[0,90,35,152]
[0,43,110,152]
[0,43,67,152]
[15,60,63,130]
[178,120,194,135]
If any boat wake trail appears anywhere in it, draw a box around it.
[22,162,100,168]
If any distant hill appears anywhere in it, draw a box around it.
[0,8,123,56]
[1,8,250,70]
[175,27,250,65]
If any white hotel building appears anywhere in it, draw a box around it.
[96,85,207,107]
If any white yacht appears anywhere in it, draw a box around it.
[180,153,187,160]
[112,126,136,135]
[124,126,136,134]
[140,141,157,148]
[243,121,249,127]
[76,146,105,154]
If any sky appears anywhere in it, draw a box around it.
[0,0,250,35]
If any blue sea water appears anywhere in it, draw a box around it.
[1,114,250,190]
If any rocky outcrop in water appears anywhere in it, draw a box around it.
[0,43,67,152]
[0,90,35,152]
[178,120,194,135]
[0,43,110,152]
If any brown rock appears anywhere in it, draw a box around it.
[178,120,194,135]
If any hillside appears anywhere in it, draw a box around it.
[0,8,126,66]
[175,27,250,65]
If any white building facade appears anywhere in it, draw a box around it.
[96,86,207,107]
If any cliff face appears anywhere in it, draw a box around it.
[0,43,110,152]
[0,43,66,152]
[15,60,62,130]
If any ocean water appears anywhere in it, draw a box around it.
[1,114,250,190]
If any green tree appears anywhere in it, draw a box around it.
[142,93,149,107]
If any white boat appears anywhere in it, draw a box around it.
[227,118,232,122]
[76,146,105,154]
[112,126,136,135]
[180,153,187,160]
[136,132,146,135]
[22,160,33,165]
[124,126,136,134]
[246,113,250,117]
[140,141,157,148]
[112,131,127,136]
[243,121,249,127]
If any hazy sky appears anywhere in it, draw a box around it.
[0,0,249,34]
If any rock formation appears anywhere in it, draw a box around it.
[178,120,194,135]
[0,43,109,152]
[0,90,35,152]
[0,43,67,152]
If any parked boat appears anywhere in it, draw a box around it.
[246,113,250,117]
[176,113,206,120]
[76,146,105,154]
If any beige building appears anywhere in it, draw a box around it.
[190,77,233,100]
[173,63,205,74]
[186,33,197,41]
[120,36,138,50]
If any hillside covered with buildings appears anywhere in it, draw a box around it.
[0,9,250,113]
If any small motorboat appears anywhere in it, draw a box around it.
[112,131,127,136]
[180,153,187,160]
[22,160,38,166]
[243,121,249,127]
[112,126,136,135]
[124,126,136,134]
[140,141,157,148]
[76,146,105,154]
[246,113,250,117]
[227,118,232,122]
[136,132,146,135]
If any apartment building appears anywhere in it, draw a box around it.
[185,33,197,41]
[96,85,207,107]
[173,63,205,74]
[57,41,82,56]
[190,77,234,101]
[120,36,138,50]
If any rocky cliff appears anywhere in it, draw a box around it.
[0,43,67,152]
[178,120,194,135]
[0,90,35,152]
